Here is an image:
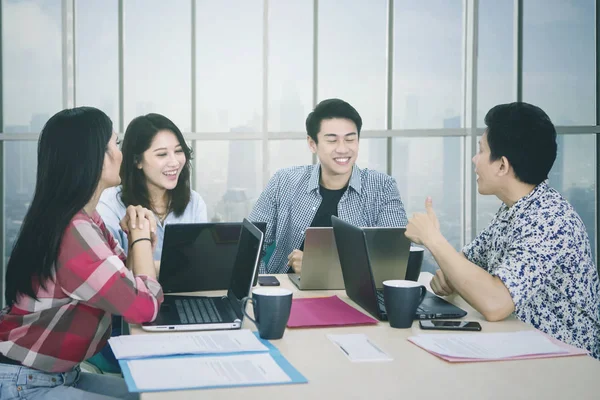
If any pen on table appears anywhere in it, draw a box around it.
[339,345,350,356]
[366,339,386,355]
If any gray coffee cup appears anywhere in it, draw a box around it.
[405,246,425,282]
[241,288,293,340]
[383,280,426,328]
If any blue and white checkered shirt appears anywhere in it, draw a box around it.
[249,164,408,274]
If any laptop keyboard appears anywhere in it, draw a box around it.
[174,298,223,324]
[376,290,386,313]
[376,290,384,306]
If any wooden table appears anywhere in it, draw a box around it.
[130,274,600,400]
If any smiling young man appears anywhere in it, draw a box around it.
[405,102,600,358]
[249,98,407,274]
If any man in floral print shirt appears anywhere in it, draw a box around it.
[406,102,600,359]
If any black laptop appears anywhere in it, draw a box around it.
[143,219,264,331]
[331,216,467,321]
[159,222,266,293]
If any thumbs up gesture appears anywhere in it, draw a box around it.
[405,197,441,246]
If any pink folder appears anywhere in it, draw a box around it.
[287,295,378,328]
[408,332,589,363]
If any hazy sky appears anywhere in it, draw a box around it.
[3,0,595,129]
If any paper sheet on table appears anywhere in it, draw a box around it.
[125,353,294,391]
[327,333,392,362]
[408,330,583,360]
[109,329,268,359]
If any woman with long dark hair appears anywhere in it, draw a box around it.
[0,107,163,399]
[98,113,207,261]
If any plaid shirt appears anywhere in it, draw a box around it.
[0,210,164,372]
[249,164,408,274]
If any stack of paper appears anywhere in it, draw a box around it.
[109,329,268,359]
[108,330,307,392]
[408,330,588,362]
[287,295,378,328]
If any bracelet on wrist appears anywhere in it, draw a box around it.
[130,237,151,249]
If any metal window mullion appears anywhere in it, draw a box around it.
[262,0,269,187]
[4,126,600,143]
[0,0,4,308]
[312,0,318,165]
[514,0,523,102]
[62,0,75,109]
[469,1,479,244]
[71,0,76,106]
[594,0,600,273]
[61,0,67,108]
[191,0,197,191]
[463,0,479,245]
[118,0,124,133]
[462,0,470,245]
[386,0,394,176]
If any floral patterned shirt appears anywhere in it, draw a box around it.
[463,180,600,359]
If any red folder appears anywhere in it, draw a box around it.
[287,295,378,328]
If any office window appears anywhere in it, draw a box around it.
[123,0,191,131]
[392,137,464,273]
[393,0,463,129]
[269,141,312,178]
[477,0,513,126]
[268,1,313,132]
[76,0,119,126]
[195,141,263,222]
[2,0,62,266]
[196,0,262,133]
[476,0,514,232]
[523,0,595,125]
[550,135,597,257]
[318,0,387,171]
[2,0,62,127]
[194,1,263,221]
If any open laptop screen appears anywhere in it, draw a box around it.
[160,222,265,293]
[227,220,264,317]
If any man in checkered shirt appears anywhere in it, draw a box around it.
[249,98,408,274]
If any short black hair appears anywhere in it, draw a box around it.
[484,102,557,185]
[305,98,362,143]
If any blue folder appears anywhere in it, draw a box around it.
[119,333,307,393]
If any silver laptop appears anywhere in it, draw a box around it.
[289,227,344,290]
[289,226,411,290]
[142,219,264,332]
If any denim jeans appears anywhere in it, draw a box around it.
[0,363,139,400]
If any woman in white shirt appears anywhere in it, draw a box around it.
[98,113,207,261]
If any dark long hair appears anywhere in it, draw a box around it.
[5,107,113,305]
[119,113,192,216]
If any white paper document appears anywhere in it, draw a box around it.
[327,334,392,362]
[127,353,292,390]
[109,329,268,359]
[409,330,566,359]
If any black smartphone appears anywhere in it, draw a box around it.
[258,276,281,286]
[419,320,482,331]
